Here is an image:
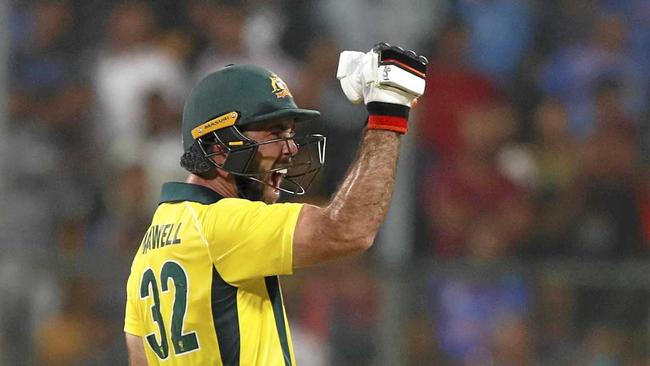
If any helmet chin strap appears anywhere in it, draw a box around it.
[199,131,325,198]
[234,174,264,201]
[246,175,306,195]
[233,171,306,201]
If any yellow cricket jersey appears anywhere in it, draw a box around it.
[124,182,303,365]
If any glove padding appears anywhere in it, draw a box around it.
[336,43,428,133]
[337,43,428,108]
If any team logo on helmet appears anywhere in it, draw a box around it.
[270,74,292,99]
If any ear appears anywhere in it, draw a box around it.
[212,143,227,155]
[207,143,228,165]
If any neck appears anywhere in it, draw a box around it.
[185,172,239,198]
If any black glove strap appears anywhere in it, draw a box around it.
[366,102,410,119]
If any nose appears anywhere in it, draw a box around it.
[284,138,299,157]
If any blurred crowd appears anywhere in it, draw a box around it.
[0,0,648,365]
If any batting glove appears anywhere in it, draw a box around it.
[337,43,428,134]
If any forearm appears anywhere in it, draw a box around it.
[292,42,426,268]
[323,129,400,246]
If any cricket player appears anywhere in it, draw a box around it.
[124,43,427,365]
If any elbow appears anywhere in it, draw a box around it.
[335,232,376,254]
[356,233,376,252]
[318,225,377,256]
[317,209,379,256]
[297,205,380,267]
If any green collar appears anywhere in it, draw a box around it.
[159,182,224,205]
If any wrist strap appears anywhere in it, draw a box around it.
[366,102,410,134]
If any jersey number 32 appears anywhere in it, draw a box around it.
[140,261,200,359]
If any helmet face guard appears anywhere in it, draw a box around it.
[197,125,326,195]
[180,65,324,196]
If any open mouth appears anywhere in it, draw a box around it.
[270,168,287,192]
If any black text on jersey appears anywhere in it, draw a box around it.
[141,223,182,254]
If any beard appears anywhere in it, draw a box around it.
[234,150,289,204]
[234,174,265,202]
[234,156,281,204]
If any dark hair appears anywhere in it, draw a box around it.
[180,141,217,179]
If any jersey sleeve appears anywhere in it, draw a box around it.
[203,198,303,284]
[124,269,145,336]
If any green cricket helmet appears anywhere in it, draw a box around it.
[180,64,326,195]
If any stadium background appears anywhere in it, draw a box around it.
[0,0,649,365]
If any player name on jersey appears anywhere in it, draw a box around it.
[141,223,182,254]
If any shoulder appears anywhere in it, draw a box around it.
[210,198,303,212]
[202,198,304,229]
[201,198,265,218]
[212,197,265,209]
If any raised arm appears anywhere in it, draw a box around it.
[293,43,428,267]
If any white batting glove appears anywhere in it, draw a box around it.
[337,43,428,108]
[336,43,428,134]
